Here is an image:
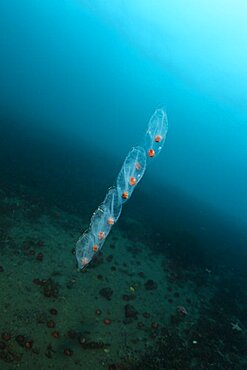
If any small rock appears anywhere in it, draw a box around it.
[36,253,43,261]
[24,340,33,350]
[151,322,159,329]
[144,279,157,290]
[137,322,145,329]
[106,255,114,262]
[64,348,73,356]
[1,332,11,341]
[15,335,25,346]
[103,319,111,325]
[49,308,58,315]
[124,304,138,319]
[47,320,55,328]
[67,330,78,339]
[99,287,113,301]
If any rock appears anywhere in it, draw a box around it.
[124,304,138,319]
[144,279,157,290]
[106,255,114,262]
[43,278,59,298]
[99,287,113,300]
[64,348,73,356]
[15,335,25,346]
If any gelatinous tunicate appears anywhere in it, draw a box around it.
[116,146,146,203]
[145,108,168,158]
[76,108,169,270]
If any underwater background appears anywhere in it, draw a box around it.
[0,0,247,369]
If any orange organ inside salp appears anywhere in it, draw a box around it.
[98,231,105,240]
[154,135,162,142]
[148,149,155,157]
[92,244,99,252]
[129,177,137,186]
[107,217,114,225]
[82,257,89,266]
[135,162,141,170]
[122,191,129,199]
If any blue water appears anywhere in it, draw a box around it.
[1,0,247,225]
[0,1,247,369]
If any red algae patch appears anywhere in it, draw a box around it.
[47,320,56,328]
[36,252,44,261]
[51,331,60,338]
[64,348,73,356]
[103,319,111,325]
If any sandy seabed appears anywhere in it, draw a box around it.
[0,186,246,370]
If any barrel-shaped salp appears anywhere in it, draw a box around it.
[90,207,111,247]
[76,231,98,270]
[75,108,168,270]
[89,188,122,245]
[145,108,168,158]
[116,146,147,203]
[101,186,122,223]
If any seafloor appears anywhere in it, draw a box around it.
[0,181,247,370]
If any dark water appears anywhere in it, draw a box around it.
[0,1,247,369]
